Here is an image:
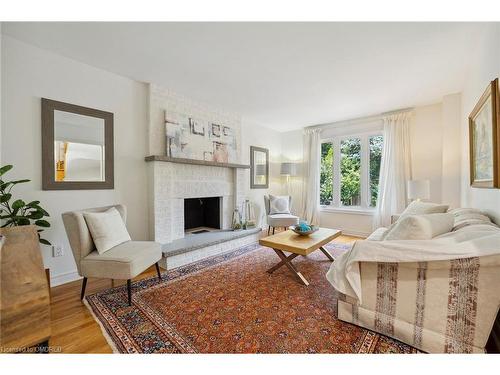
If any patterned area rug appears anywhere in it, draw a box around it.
[86,241,418,353]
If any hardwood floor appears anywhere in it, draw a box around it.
[48,234,360,353]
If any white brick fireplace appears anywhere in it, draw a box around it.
[148,160,247,244]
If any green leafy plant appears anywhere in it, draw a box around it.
[0,165,51,245]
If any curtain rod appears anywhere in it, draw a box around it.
[305,107,414,131]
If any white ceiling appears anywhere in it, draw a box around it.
[2,22,488,131]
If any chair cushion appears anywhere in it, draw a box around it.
[83,207,131,254]
[268,214,299,227]
[80,240,162,280]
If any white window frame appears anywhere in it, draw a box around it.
[320,130,383,215]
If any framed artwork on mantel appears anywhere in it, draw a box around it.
[469,78,500,188]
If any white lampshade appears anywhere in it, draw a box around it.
[407,180,430,200]
[280,162,297,176]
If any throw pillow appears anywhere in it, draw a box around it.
[269,195,291,215]
[383,213,454,241]
[447,208,495,231]
[83,207,131,254]
[400,201,449,217]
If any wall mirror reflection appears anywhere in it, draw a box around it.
[250,146,269,189]
[42,98,114,190]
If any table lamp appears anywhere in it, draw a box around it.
[407,180,430,201]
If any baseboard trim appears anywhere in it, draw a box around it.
[340,229,370,238]
[51,270,81,287]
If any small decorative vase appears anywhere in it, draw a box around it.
[232,208,242,230]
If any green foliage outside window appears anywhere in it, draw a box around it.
[340,138,361,206]
[369,135,383,206]
[320,143,333,205]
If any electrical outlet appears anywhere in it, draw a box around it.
[52,245,64,257]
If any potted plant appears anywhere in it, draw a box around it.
[0,165,51,245]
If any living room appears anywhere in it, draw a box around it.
[1,1,500,372]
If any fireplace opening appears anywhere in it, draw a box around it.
[184,197,221,233]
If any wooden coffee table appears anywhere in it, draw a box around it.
[259,227,342,286]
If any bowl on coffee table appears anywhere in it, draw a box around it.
[290,225,319,236]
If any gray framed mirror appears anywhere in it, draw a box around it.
[250,146,269,189]
[41,98,114,190]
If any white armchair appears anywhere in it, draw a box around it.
[263,195,299,235]
[62,204,162,305]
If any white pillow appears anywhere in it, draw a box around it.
[269,195,291,215]
[383,213,454,241]
[401,201,449,216]
[83,207,131,254]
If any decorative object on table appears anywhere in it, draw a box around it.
[468,78,499,188]
[240,199,256,229]
[231,207,242,230]
[42,98,114,190]
[0,164,51,245]
[407,179,430,201]
[290,220,319,236]
[61,204,162,306]
[264,195,299,235]
[0,225,51,352]
[250,146,269,189]
[164,110,238,163]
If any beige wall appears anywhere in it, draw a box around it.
[1,36,150,286]
[460,24,500,224]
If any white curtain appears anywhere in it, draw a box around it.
[301,128,322,225]
[373,112,412,228]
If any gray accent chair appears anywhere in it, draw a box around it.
[62,204,162,305]
[264,195,299,235]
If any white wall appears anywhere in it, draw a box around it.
[441,93,462,208]
[410,103,444,203]
[1,36,149,286]
[241,121,283,228]
[460,24,500,224]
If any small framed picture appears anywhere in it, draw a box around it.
[211,123,221,137]
[469,78,500,188]
[189,117,205,136]
[213,141,228,163]
[203,151,213,161]
[222,126,232,136]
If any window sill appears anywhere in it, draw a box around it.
[320,206,375,216]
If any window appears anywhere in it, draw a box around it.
[320,133,383,210]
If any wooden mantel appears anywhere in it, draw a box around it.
[145,155,250,169]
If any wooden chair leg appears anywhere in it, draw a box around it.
[155,262,162,281]
[127,279,132,305]
[80,277,87,300]
[272,227,275,235]
[267,226,271,235]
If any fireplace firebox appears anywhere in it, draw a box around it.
[184,197,221,233]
